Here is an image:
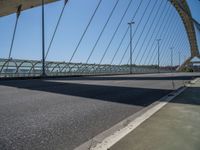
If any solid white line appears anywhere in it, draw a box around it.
[89,87,186,150]
[75,77,198,150]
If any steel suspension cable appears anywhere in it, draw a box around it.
[126,0,159,65]
[45,0,68,60]
[145,7,175,65]
[152,20,181,65]
[157,17,184,65]
[118,0,153,65]
[161,29,187,66]
[141,6,172,65]
[171,39,187,66]
[151,27,178,65]
[137,0,168,65]
[133,0,165,65]
[161,39,181,67]
[165,26,190,66]
[181,43,191,63]
[98,0,134,65]
[151,23,179,66]
[68,0,103,63]
[110,0,144,64]
[180,49,189,65]
[85,0,120,64]
[8,5,22,59]
[143,5,170,64]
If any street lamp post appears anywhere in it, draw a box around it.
[156,39,161,73]
[178,51,181,67]
[42,0,46,77]
[128,21,134,74]
[170,47,174,72]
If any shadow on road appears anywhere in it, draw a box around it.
[170,87,200,106]
[0,79,172,107]
[47,75,198,81]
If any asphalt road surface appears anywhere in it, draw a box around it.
[0,73,199,150]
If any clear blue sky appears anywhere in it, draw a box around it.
[0,0,199,66]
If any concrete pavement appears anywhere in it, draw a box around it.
[110,77,200,150]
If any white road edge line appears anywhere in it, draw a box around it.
[89,87,186,150]
[75,78,199,150]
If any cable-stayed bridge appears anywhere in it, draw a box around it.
[0,0,199,78]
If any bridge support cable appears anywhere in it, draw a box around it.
[156,37,189,69]
[162,40,183,67]
[161,33,188,66]
[151,21,181,65]
[132,0,166,65]
[138,13,170,65]
[146,15,177,66]
[161,35,188,65]
[167,42,191,68]
[118,0,153,65]
[161,39,182,66]
[152,26,180,64]
[8,5,22,59]
[97,0,134,65]
[6,5,22,73]
[138,3,169,65]
[110,0,144,65]
[45,0,68,60]
[162,29,190,66]
[84,0,120,67]
[182,44,191,61]
[125,0,161,65]
[131,0,164,65]
[145,8,177,65]
[157,15,188,66]
[152,20,182,66]
[68,0,103,63]
[141,6,173,65]
[165,14,191,66]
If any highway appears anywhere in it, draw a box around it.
[0,73,199,150]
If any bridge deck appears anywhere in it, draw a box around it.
[0,73,199,150]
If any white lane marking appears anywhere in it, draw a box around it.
[89,87,186,150]
[75,77,198,150]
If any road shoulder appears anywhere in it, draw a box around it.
[110,78,200,150]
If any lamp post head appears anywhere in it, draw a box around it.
[156,38,161,42]
[128,21,135,25]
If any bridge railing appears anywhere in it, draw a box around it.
[0,58,172,78]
